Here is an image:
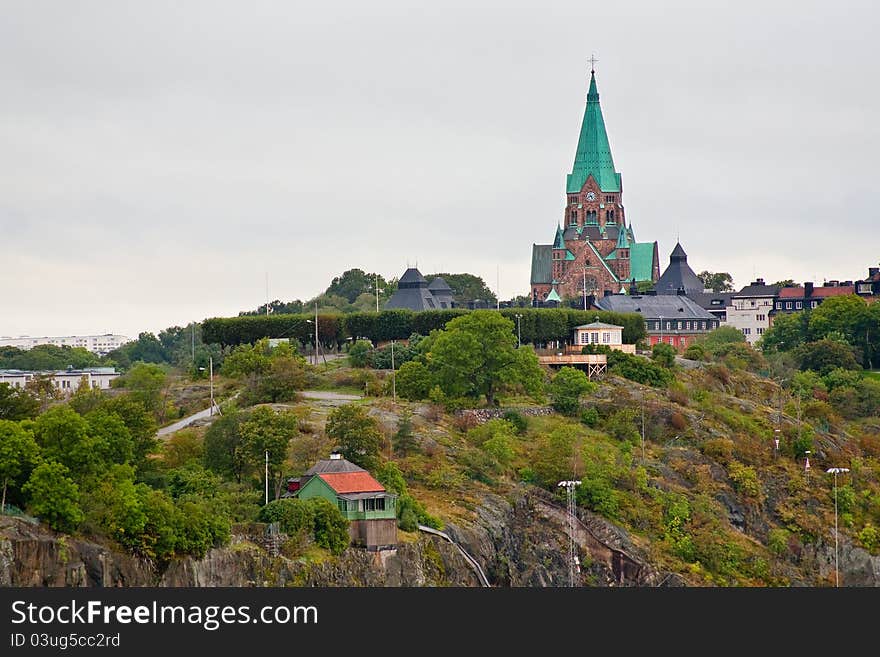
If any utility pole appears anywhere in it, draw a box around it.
[209,356,214,416]
[826,467,850,587]
[558,480,582,587]
[496,265,500,310]
[375,273,380,312]
[191,322,195,363]
[265,450,269,505]
[641,400,646,461]
[583,267,587,310]
[265,272,270,316]
[515,313,522,348]
[314,302,319,367]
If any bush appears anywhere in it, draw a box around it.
[308,497,350,555]
[859,524,879,553]
[607,351,673,387]
[728,461,762,501]
[652,343,676,368]
[795,339,861,375]
[549,366,597,416]
[348,340,372,368]
[258,498,315,540]
[683,343,708,361]
[395,361,434,401]
[580,407,599,427]
[768,528,790,556]
[669,412,688,431]
[23,461,83,533]
[701,438,734,462]
[501,410,528,435]
[668,382,689,406]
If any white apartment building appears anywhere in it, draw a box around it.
[0,367,120,395]
[0,334,130,356]
[724,279,780,345]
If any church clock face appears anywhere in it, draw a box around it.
[586,192,596,201]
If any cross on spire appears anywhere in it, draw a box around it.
[589,53,598,73]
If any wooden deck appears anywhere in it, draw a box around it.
[537,353,608,378]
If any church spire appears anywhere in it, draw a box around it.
[553,224,565,249]
[566,68,621,194]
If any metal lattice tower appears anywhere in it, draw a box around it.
[558,480,582,587]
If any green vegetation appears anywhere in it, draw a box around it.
[325,404,383,471]
[549,367,597,416]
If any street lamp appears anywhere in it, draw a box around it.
[306,302,319,367]
[514,313,523,348]
[826,467,850,587]
[198,356,215,416]
[659,315,664,346]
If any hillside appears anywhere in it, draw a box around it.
[3,354,880,587]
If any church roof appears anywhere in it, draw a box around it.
[566,70,621,194]
[546,289,561,302]
[530,245,552,285]
[553,225,566,249]
[616,223,631,249]
[654,242,704,295]
[630,242,657,282]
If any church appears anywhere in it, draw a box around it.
[530,68,660,306]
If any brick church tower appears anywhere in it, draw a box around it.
[530,68,660,306]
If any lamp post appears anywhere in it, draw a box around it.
[306,303,319,367]
[390,340,396,402]
[515,313,522,348]
[198,356,215,416]
[374,273,381,312]
[659,315,664,346]
[826,467,850,587]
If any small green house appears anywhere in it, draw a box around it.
[290,454,398,551]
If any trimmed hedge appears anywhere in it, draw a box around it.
[203,308,647,348]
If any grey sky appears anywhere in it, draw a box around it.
[1,0,877,339]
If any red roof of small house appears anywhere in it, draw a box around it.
[778,286,855,299]
[318,472,385,494]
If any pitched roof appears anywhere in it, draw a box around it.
[574,322,624,330]
[318,472,385,495]
[688,291,734,310]
[616,223,630,249]
[546,289,562,302]
[304,457,366,475]
[566,71,621,194]
[531,244,552,284]
[596,294,716,320]
[553,225,566,249]
[398,267,428,288]
[654,242,704,295]
[778,286,855,299]
[384,285,439,311]
[630,242,657,283]
[427,277,452,292]
[734,280,780,298]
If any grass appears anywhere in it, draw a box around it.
[864,371,880,382]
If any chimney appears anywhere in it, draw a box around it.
[754,278,765,285]
[827,280,839,287]
[676,286,687,295]
[842,280,853,287]
[804,282,814,297]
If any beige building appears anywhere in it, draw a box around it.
[0,334,130,356]
[572,322,636,354]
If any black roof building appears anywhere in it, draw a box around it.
[653,242,705,296]
[687,291,734,322]
[427,277,454,309]
[596,293,718,323]
[384,267,457,311]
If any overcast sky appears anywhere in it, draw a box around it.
[1,0,877,339]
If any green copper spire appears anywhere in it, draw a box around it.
[566,70,621,194]
[553,224,565,249]
[616,222,630,249]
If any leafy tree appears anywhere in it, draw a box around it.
[204,409,246,482]
[392,410,418,456]
[325,404,383,471]
[119,363,168,419]
[425,273,496,306]
[33,406,103,480]
[651,342,677,368]
[713,342,767,372]
[325,268,392,304]
[822,368,863,391]
[242,355,309,405]
[530,424,578,488]
[698,325,746,354]
[308,497,350,555]
[165,463,223,499]
[25,375,61,412]
[348,340,372,368]
[100,396,159,466]
[258,498,315,541]
[549,367,597,416]
[428,311,544,405]
[0,344,100,370]
[221,340,274,378]
[84,408,134,466]
[697,271,734,292]
[395,361,434,401]
[0,420,40,512]
[0,383,40,421]
[759,311,810,352]
[108,332,167,368]
[162,429,205,469]
[790,370,827,400]
[683,343,708,361]
[81,464,147,548]
[239,406,299,499]
[795,339,860,375]
[773,279,795,288]
[23,461,83,533]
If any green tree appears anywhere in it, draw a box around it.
[239,406,299,499]
[395,361,434,400]
[325,404,383,471]
[392,410,418,456]
[698,325,746,354]
[120,363,168,419]
[308,497,350,555]
[108,332,167,368]
[326,268,392,304]
[84,408,134,465]
[0,383,40,421]
[0,344,100,370]
[606,351,673,387]
[790,370,827,400]
[33,406,103,480]
[531,424,578,487]
[759,311,810,352]
[697,271,734,292]
[81,464,147,548]
[348,340,372,368]
[221,340,274,378]
[204,409,246,482]
[795,339,860,375]
[549,367,597,416]
[428,311,544,405]
[0,420,40,512]
[258,498,315,542]
[162,429,205,469]
[23,461,83,533]
[424,273,496,306]
[100,396,159,466]
[651,342,677,368]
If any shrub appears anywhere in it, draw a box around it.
[549,366,597,416]
[795,339,861,375]
[859,524,879,553]
[701,438,734,462]
[652,343,676,368]
[395,361,434,401]
[728,461,762,501]
[668,382,689,406]
[607,351,673,387]
[258,498,315,540]
[768,528,790,556]
[308,497,350,555]
[347,340,372,368]
[669,412,688,431]
[501,410,528,435]
[683,343,708,361]
[603,408,640,443]
[580,407,599,427]
[23,461,83,533]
